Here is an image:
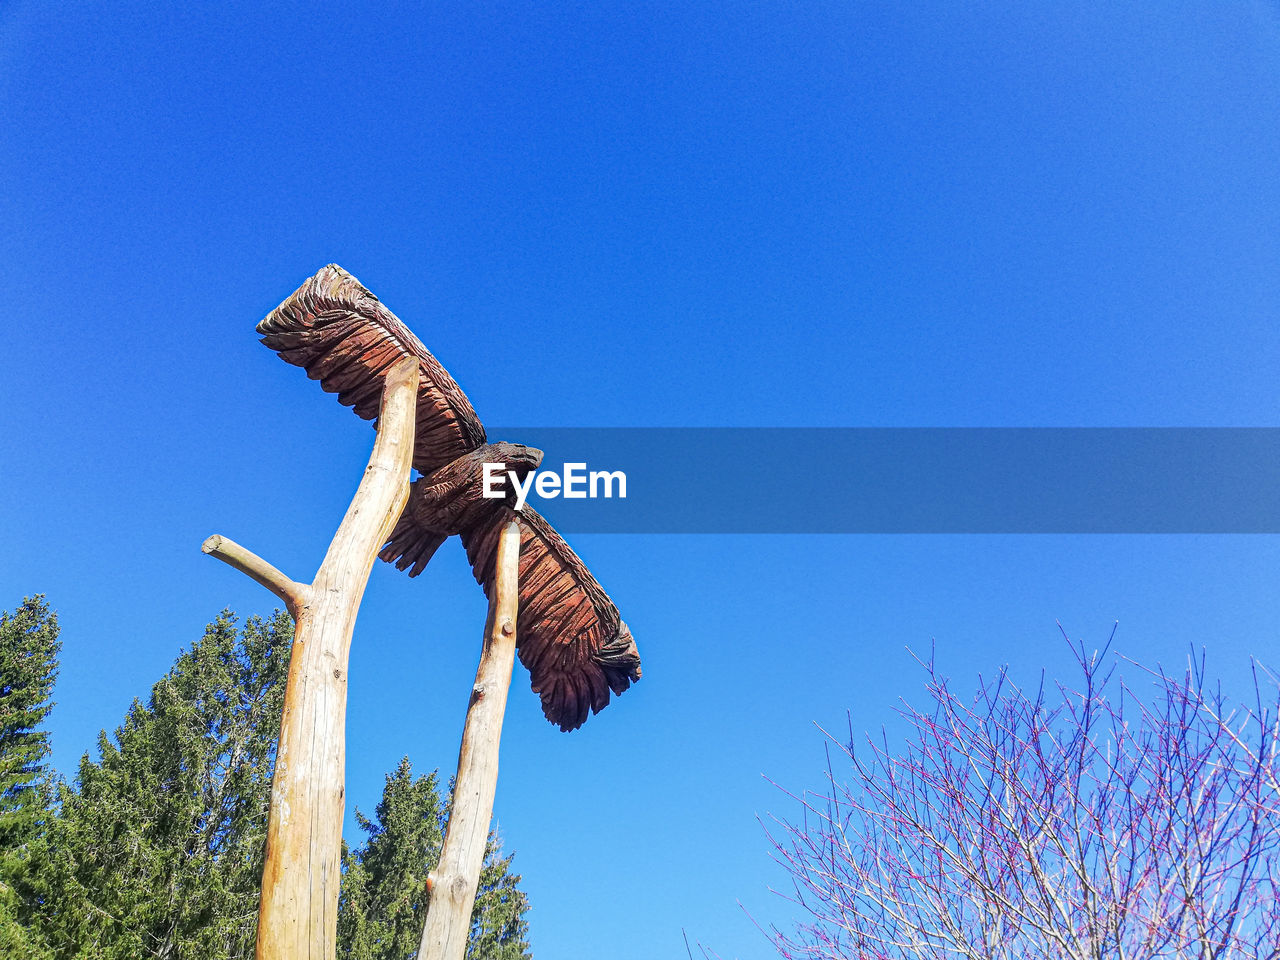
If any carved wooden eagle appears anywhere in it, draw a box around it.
[256,265,641,731]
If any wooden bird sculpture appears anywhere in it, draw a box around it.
[257,265,641,731]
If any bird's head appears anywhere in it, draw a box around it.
[485,441,544,484]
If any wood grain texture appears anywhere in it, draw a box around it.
[257,264,485,475]
[263,265,642,732]
[201,535,309,616]
[207,356,421,960]
[461,508,640,731]
[417,520,521,960]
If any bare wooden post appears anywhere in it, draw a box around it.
[418,519,522,960]
[203,356,420,960]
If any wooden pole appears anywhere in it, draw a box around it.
[418,519,522,960]
[203,356,420,960]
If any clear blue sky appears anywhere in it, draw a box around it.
[2,3,1279,957]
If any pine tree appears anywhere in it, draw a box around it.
[0,596,60,960]
[16,605,532,959]
[0,597,61,854]
[338,759,531,960]
[38,611,292,960]
[339,758,444,958]
[465,841,531,960]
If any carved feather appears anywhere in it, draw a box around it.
[261,265,641,731]
[461,508,642,732]
[257,264,487,474]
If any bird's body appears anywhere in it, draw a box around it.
[256,266,641,730]
[415,443,541,531]
[383,442,542,573]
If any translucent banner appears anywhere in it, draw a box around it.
[480,428,1280,533]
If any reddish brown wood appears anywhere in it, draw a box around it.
[258,264,486,474]
[459,508,640,731]
[258,265,641,731]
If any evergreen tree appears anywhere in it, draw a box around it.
[338,759,531,960]
[0,596,60,960]
[465,841,531,960]
[38,611,292,960]
[339,758,444,958]
[8,604,532,958]
[0,596,61,854]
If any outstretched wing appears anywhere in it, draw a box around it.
[257,264,486,474]
[461,508,642,732]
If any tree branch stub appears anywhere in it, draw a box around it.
[200,535,310,616]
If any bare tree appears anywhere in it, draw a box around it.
[765,631,1280,960]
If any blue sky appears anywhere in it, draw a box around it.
[2,2,1279,957]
